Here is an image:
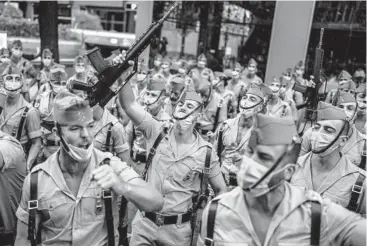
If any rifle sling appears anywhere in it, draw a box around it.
[205,199,219,246]
[347,173,365,212]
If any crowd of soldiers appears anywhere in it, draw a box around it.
[0,38,366,246]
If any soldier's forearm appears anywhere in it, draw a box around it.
[116,177,164,212]
[27,139,42,170]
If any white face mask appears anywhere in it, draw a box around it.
[43,58,52,67]
[0,58,10,64]
[178,68,186,74]
[247,66,256,74]
[11,49,22,57]
[232,71,239,78]
[238,95,261,118]
[295,69,304,77]
[75,66,85,74]
[176,115,194,132]
[310,130,341,157]
[62,141,94,163]
[5,89,21,98]
[51,84,64,94]
[137,74,147,82]
[279,87,287,94]
[269,83,281,94]
[154,61,161,67]
[237,155,290,197]
[197,61,206,68]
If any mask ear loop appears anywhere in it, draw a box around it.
[144,90,165,106]
[56,123,71,152]
[312,120,348,154]
[172,102,203,121]
[239,95,264,110]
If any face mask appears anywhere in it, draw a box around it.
[43,58,51,67]
[232,71,239,78]
[197,61,206,68]
[239,96,262,118]
[176,115,195,132]
[154,61,161,67]
[295,69,304,76]
[64,142,94,163]
[4,80,22,91]
[5,89,21,98]
[75,66,85,74]
[248,67,256,74]
[178,68,186,74]
[51,84,64,94]
[310,131,341,157]
[11,49,22,57]
[0,58,10,64]
[279,87,287,94]
[339,103,357,122]
[237,155,290,197]
[137,74,147,82]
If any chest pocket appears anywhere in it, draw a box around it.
[173,157,202,191]
[323,182,351,207]
[38,195,69,228]
[82,186,105,223]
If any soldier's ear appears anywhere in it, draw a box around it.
[284,163,296,181]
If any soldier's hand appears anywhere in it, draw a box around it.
[112,50,134,66]
[91,164,121,191]
[206,131,214,139]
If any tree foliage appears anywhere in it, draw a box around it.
[72,10,103,30]
[0,2,23,19]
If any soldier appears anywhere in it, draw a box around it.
[196,79,228,142]
[278,76,299,123]
[38,65,68,95]
[353,68,366,87]
[0,66,42,171]
[225,66,247,119]
[300,94,365,168]
[292,101,366,214]
[38,48,65,88]
[267,77,293,118]
[242,58,263,86]
[14,91,164,246]
[214,85,267,187]
[132,63,149,106]
[282,67,304,107]
[325,70,356,103]
[189,54,215,83]
[66,55,89,87]
[176,59,194,86]
[9,40,38,102]
[0,130,26,246]
[159,56,173,85]
[119,78,227,246]
[198,113,366,246]
[292,60,308,86]
[355,84,366,135]
[164,76,186,117]
[149,54,163,76]
[0,48,10,75]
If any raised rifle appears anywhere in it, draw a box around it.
[69,2,179,108]
[294,28,326,122]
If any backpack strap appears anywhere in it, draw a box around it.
[28,171,39,246]
[0,106,3,116]
[359,140,366,170]
[101,158,115,246]
[310,201,322,246]
[105,123,114,154]
[14,106,30,141]
[213,100,222,131]
[142,127,168,181]
[347,172,365,212]
[204,199,219,246]
[118,196,129,246]
[129,126,136,160]
[217,123,225,165]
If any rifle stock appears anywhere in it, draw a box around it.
[70,2,179,107]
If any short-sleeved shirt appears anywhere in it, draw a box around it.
[136,112,221,215]
[0,95,42,144]
[301,126,365,166]
[213,117,252,180]
[198,183,366,246]
[292,152,366,214]
[16,148,139,246]
[0,133,26,233]
[34,90,55,120]
[93,109,129,155]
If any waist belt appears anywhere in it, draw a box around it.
[132,151,147,163]
[0,232,15,245]
[229,172,238,186]
[45,140,60,147]
[144,210,192,226]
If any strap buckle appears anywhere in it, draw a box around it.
[155,213,164,226]
[28,200,38,210]
[149,148,156,155]
[204,237,214,246]
[352,184,363,194]
[203,167,211,175]
[103,190,112,199]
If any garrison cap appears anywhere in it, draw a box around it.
[180,83,202,104]
[50,66,67,82]
[170,75,186,92]
[249,114,297,146]
[355,84,366,94]
[336,91,356,105]
[317,101,347,121]
[197,53,207,61]
[2,65,22,76]
[11,40,22,49]
[42,48,53,58]
[147,74,166,91]
[154,54,163,61]
[295,60,304,69]
[339,79,356,90]
[74,55,86,64]
[53,91,93,126]
[337,70,352,81]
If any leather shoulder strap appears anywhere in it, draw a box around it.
[130,126,136,159]
[310,201,322,246]
[359,140,366,170]
[28,171,39,246]
[101,158,115,246]
[217,123,226,165]
[205,199,219,246]
[347,172,365,212]
[201,146,212,196]
[142,127,168,181]
[16,106,30,141]
[105,123,114,153]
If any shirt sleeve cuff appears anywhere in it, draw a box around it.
[16,206,29,225]
[28,130,42,139]
[115,143,129,155]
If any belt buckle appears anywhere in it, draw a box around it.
[352,184,363,194]
[155,213,164,226]
[28,200,38,210]
[102,190,112,199]
[204,237,214,246]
